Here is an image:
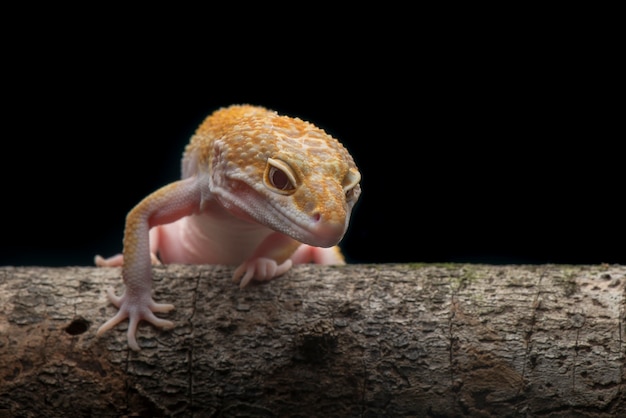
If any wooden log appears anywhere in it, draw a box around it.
[0,264,624,417]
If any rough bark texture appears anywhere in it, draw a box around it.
[0,264,624,417]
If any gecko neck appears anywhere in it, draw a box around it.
[157,200,277,265]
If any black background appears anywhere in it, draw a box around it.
[2,8,622,267]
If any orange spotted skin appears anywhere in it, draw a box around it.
[95,105,361,350]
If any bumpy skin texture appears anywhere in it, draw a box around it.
[95,105,361,350]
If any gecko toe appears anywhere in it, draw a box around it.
[144,311,175,330]
[239,269,255,289]
[126,316,141,351]
[105,288,123,307]
[96,309,128,337]
[150,302,175,313]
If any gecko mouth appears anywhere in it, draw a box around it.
[216,182,348,248]
[271,210,347,247]
[255,199,347,248]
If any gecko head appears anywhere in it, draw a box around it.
[206,105,361,247]
[256,154,362,247]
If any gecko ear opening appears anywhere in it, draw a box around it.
[264,158,298,194]
[342,169,361,201]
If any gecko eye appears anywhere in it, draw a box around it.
[265,158,297,194]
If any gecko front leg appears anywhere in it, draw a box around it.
[96,177,203,350]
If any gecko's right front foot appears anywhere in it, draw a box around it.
[232,257,293,289]
[96,288,175,351]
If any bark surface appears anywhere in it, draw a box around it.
[0,264,624,417]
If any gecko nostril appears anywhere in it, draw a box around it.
[312,212,321,222]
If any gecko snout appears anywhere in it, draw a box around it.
[307,210,348,248]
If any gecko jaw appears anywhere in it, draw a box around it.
[215,183,348,248]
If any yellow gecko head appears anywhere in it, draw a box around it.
[185,104,361,248]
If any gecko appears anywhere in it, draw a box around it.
[95,104,361,351]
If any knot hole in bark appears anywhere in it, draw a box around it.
[64,316,90,335]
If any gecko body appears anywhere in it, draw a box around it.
[95,105,361,350]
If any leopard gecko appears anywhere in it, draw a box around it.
[95,104,361,350]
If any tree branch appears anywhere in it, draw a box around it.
[1,264,624,417]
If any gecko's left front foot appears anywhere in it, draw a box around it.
[96,288,175,351]
[232,258,293,289]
